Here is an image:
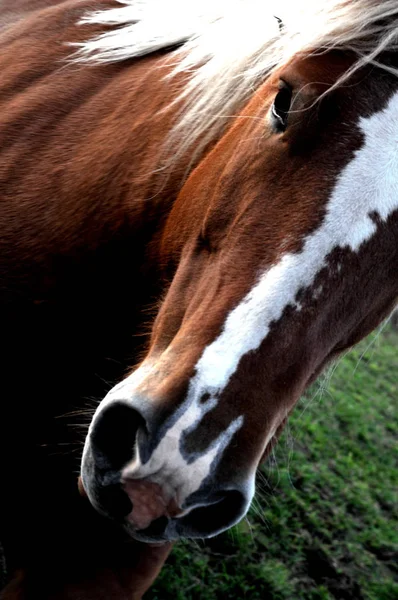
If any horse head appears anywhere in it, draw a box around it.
[81,2,398,543]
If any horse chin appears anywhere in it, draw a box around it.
[126,523,173,544]
[124,511,241,544]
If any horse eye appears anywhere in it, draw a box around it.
[271,84,292,132]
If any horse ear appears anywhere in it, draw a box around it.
[274,15,284,33]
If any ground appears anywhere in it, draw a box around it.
[147,322,398,600]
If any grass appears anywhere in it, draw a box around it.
[147,322,397,600]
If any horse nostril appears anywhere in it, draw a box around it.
[180,489,247,537]
[90,402,146,471]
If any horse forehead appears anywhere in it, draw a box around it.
[185,87,398,390]
[280,51,358,90]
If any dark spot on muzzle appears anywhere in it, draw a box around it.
[200,392,212,404]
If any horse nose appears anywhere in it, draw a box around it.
[84,403,252,539]
[89,401,147,472]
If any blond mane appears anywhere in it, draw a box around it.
[75,0,398,157]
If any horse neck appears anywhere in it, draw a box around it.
[1,2,204,293]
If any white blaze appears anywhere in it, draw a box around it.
[193,91,398,393]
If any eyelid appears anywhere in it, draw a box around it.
[271,103,286,127]
[270,82,292,133]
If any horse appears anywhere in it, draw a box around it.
[1,0,397,597]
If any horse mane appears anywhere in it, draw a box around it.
[75,0,398,158]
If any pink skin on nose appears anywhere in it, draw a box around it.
[123,480,180,530]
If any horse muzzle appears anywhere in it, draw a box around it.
[81,399,254,542]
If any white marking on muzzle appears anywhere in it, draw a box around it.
[123,401,244,507]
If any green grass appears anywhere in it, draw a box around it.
[147,323,397,600]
